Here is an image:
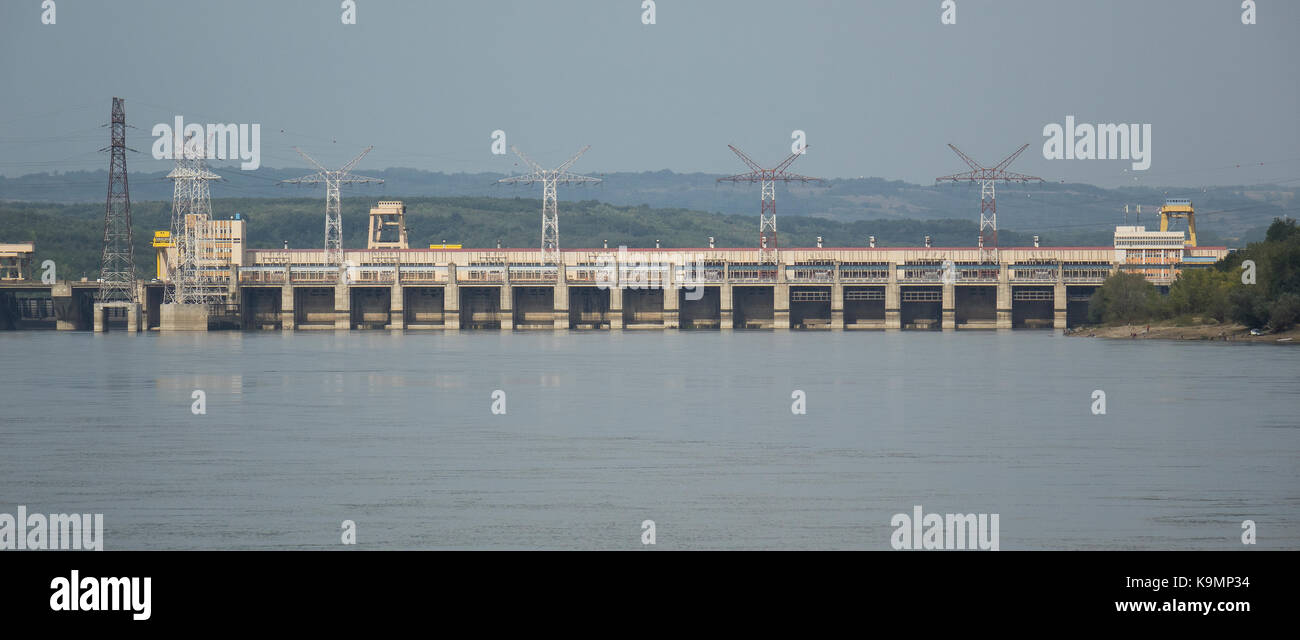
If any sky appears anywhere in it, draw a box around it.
[1,0,1297,188]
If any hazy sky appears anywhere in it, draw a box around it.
[1,0,1297,187]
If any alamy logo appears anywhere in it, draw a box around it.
[890,505,999,550]
[940,259,957,285]
[0,505,103,551]
[152,116,261,170]
[1042,116,1151,171]
[50,570,151,621]
[594,246,708,301]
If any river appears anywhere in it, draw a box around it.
[1,329,1295,549]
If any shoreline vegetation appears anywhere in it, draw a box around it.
[1077,218,1299,344]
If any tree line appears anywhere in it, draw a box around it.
[1087,218,1300,331]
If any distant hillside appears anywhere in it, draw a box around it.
[2,167,1292,245]
[1,197,1128,280]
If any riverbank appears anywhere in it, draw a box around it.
[1067,322,1300,343]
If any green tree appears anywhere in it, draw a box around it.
[1088,272,1162,324]
[1222,217,1300,329]
[1227,288,1271,329]
[1165,268,1233,321]
[1269,292,1300,331]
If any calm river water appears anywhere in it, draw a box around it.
[1,329,1295,549]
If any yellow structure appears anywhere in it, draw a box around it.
[429,243,463,250]
[368,201,409,250]
[0,242,35,281]
[1158,199,1198,247]
[152,231,173,279]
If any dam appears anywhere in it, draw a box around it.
[0,243,1229,332]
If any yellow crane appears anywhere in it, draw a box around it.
[1159,199,1197,247]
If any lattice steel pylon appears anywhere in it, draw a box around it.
[164,133,221,304]
[497,145,600,265]
[717,144,823,264]
[935,143,1043,263]
[97,97,136,303]
[280,146,383,267]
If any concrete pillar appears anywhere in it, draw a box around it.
[1053,280,1068,330]
[720,281,733,330]
[500,285,513,331]
[662,264,679,329]
[390,281,404,330]
[996,268,1012,329]
[125,303,141,333]
[335,283,350,330]
[608,286,623,329]
[160,303,209,331]
[831,272,844,330]
[942,282,956,330]
[280,283,295,331]
[885,266,901,330]
[662,286,679,329]
[774,270,790,330]
[554,277,569,330]
[444,265,459,330]
[93,303,105,333]
[53,283,81,331]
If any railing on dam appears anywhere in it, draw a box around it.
[899,264,946,283]
[567,264,615,285]
[353,266,395,284]
[509,265,558,283]
[399,266,448,283]
[1009,264,1059,283]
[786,264,835,283]
[954,264,999,283]
[1063,263,1112,283]
[728,264,778,282]
[460,265,505,283]
[238,266,286,284]
[290,266,340,283]
[898,263,998,283]
[675,264,725,286]
[232,259,1119,288]
[839,263,890,283]
[620,265,669,288]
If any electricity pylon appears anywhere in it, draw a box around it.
[97,97,136,304]
[165,132,221,304]
[498,145,601,265]
[717,144,822,264]
[281,146,383,266]
[936,143,1042,263]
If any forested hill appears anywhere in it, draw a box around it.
[2,167,1293,244]
[3,196,1130,280]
